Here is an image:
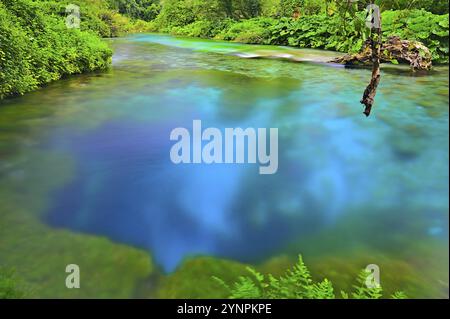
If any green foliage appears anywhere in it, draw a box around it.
[155,0,262,31]
[375,0,449,15]
[19,0,155,38]
[157,0,231,29]
[267,9,448,63]
[36,0,135,37]
[108,0,161,21]
[0,268,25,299]
[269,11,369,53]
[279,0,327,17]
[260,0,281,17]
[279,0,302,17]
[391,291,408,299]
[228,0,262,19]
[0,0,112,99]
[381,10,449,63]
[215,255,407,299]
[152,1,449,64]
[350,269,383,299]
[217,17,277,44]
[1,0,448,99]
[170,19,230,38]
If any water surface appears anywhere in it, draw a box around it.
[0,35,448,289]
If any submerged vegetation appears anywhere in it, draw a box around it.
[0,268,26,299]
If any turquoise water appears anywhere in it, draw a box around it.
[0,35,448,293]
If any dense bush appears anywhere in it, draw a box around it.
[37,0,135,37]
[154,0,263,31]
[154,0,199,30]
[268,10,449,63]
[153,0,448,63]
[375,0,449,15]
[269,12,368,52]
[170,19,233,38]
[108,0,161,22]
[217,17,277,44]
[279,0,327,17]
[0,0,112,99]
[381,10,449,63]
[206,9,448,63]
[226,0,262,19]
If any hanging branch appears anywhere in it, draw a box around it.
[360,4,382,117]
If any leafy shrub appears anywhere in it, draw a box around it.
[260,0,281,17]
[154,0,227,31]
[269,12,369,53]
[128,19,159,33]
[279,0,326,17]
[381,10,449,63]
[0,0,112,99]
[376,0,449,15]
[217,17,277,44]
[170,20,232,38]
[108,0,161,22]
[38,0,135,37]
[214,255,407,299]
[155,0,262,31]
[268,10,448,63]
[226,0,262,19]
[151,1,449,63]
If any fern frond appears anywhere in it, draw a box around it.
[351,269,383,299]
[229,276,262,299]
[391,291,408,299]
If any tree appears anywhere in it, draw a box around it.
[109,0,161,21]
[221,0,262,19]
[331,0,383,116]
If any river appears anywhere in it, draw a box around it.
[0,34,448,297]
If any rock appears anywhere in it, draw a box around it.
[330,36,432,70]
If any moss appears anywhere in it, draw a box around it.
[0,148,154,298]
[0,196,154,298]
[156,257,251,298]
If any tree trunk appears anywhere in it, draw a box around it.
[360,15,382,117]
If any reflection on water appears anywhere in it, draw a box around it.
[0,35,448,277]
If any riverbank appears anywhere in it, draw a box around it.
[150,5,449,65]
[0,0,154,100]
[1,1,448,100]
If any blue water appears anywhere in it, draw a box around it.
[1,34,448,275]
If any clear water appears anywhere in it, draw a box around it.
[0,34,448,291]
